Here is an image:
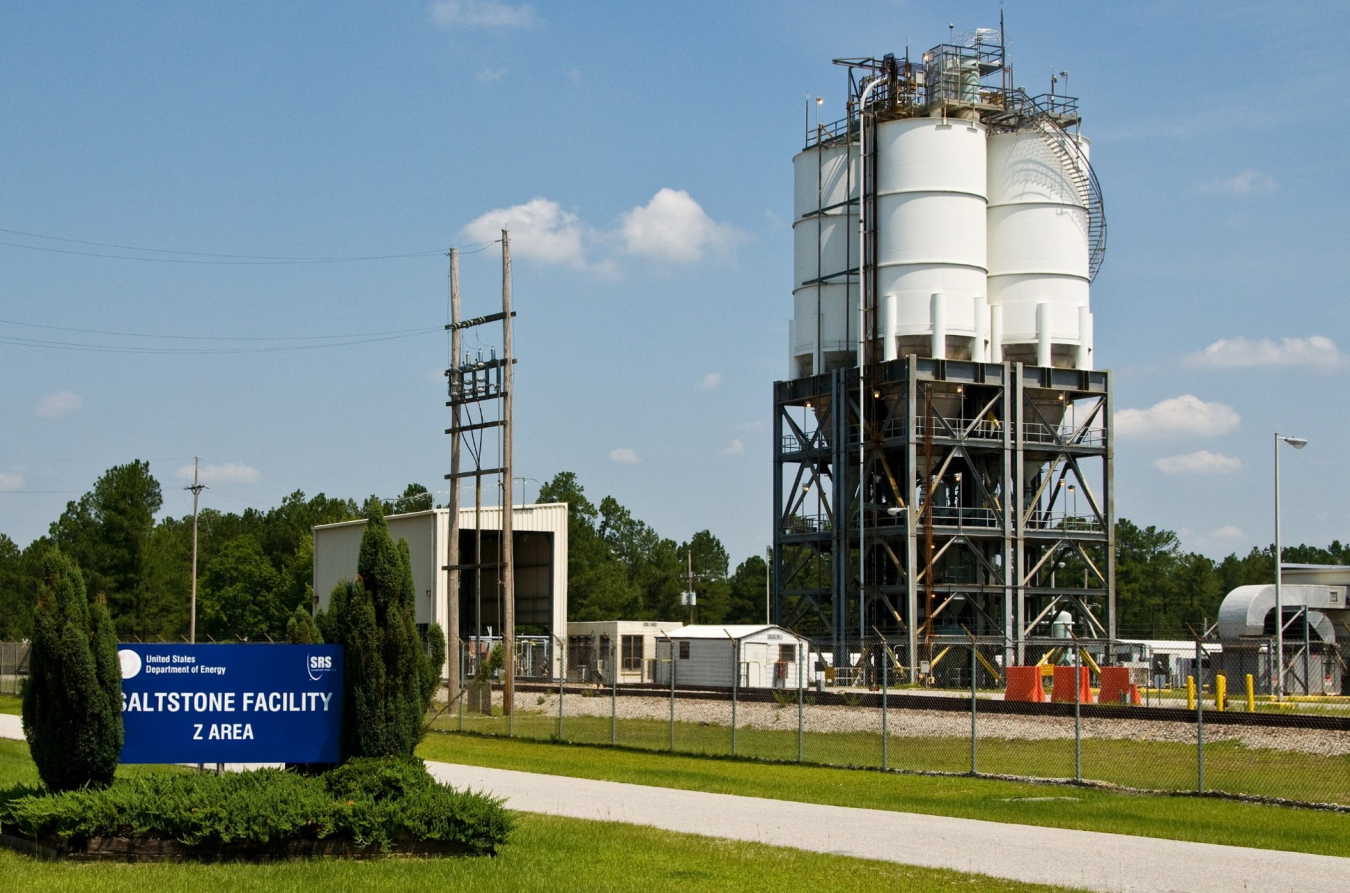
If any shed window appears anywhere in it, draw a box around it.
[779,644,797,663]
[679,641,690,660]
[568,636,593,672]
[622,635,643,671]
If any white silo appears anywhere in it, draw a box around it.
[875,117,989,363]
[986,129,1094,369]
[790,141,858,379]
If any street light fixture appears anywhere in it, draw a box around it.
[1273,433,1308,700]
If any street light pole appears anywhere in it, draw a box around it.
[1273,433,1308,701]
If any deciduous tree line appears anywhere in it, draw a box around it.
[0,462,1345,642]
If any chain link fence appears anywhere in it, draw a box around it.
[0,642,28,696]
[425,633,1350,808]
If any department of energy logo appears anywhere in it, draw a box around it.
[306,652,335,682]
[118,649,142,680]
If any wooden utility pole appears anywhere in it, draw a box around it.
[445,248,462,702]
[443,230,516,715]
[184,457,206,643]
[501,229,515,715]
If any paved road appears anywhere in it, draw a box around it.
[3,714,1346,891]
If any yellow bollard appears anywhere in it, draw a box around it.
[1245,674,1255,712]
[1216,674,1227,712]
[1186,675,1196,711]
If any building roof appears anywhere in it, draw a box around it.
[667,624,801,641]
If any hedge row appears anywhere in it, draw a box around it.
[0,757,511,856]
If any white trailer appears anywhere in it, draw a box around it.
[653,625,820,689]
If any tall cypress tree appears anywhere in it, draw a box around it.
[22,550,123,791]
[326,505,433,759]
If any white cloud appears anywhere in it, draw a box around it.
[476,67,507,83]
[430,0,534,28]
[0,472,23,491]
[1115,395,1240,440]
[33,390,83,419]
[177,462,260,484]
[1152,450,1242,475]
[609,448,638,465]
[1187,336,1345,369]
[696,373,721,390]
[1198,168,1277,195]
[1209,525,1245,540]
[462,198,586,267]
[719,439,745,456]
[618,188,740,264]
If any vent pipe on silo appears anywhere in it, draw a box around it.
[1077,307,1094,371]
[931,293,948,360]
[973,295,989,362]
[1035,302,1052,368]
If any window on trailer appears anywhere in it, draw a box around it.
[679,641,690,659]
[622,635,643,671]
[780,644,797,663]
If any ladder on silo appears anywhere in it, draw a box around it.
[1026,115,1107,283]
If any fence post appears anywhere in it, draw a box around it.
[1195,638,1204,793]
[1073,637,1082,783]
[881,644,888,771]
[458,641,465,732]
[727,631,738,757]
[969,632,977,775]
[557,636,565,740]
[670,643,676,753]
[797,640,804,764]
[611,651,617,746]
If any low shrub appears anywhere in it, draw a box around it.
[0,758,512,856]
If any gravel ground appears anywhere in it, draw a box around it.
[501,690,1350,756]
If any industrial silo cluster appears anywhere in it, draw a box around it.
[789,37,1100,379]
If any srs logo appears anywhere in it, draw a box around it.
[306,653,335,682]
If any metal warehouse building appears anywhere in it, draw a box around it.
[312,504,567,677]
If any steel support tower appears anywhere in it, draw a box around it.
[772,357,1115,678]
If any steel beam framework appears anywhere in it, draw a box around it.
[772,357,1114,678]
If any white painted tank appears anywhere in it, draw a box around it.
[986,130,1093,369]
[791,143,859,379]
[875,117,988,362]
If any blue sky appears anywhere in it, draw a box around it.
[1,1,1347,567]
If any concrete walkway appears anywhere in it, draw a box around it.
[429,762,1350,893]
[2,714,1345,891]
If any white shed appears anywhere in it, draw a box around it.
[313,503,568,678]
[565,620,683,684]
[653,625,819,689]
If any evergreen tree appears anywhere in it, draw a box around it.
[323,505,433,760]
[286,605,323,644]
[21,551,123,791]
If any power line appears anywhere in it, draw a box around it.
[0,329,440,354]
[0,226,501,265]
[0,317,438,342]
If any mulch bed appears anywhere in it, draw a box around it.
[0,830,487,862]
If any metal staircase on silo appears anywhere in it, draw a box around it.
[1024,113,1107,282]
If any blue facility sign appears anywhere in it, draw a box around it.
[117,644,343,764]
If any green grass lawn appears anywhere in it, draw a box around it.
[427,706,1350,806]
[416,730,1350,858]
[0,695,20,716]
[0,739,1078,893]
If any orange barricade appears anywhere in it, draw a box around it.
[1051,666,1094,704]
[1098,666,1141,705]
[1004,666,1046,703]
